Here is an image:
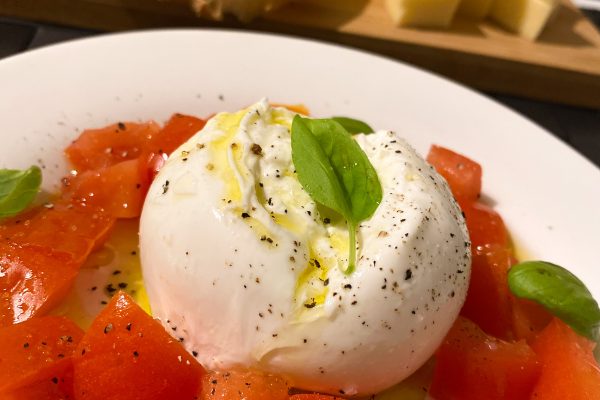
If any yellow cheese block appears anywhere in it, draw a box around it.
[458,0,495,19]
[490,0,559,40]
[385,0,462,28]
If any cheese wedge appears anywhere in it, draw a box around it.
[385,0,462,28]
[457,0,495,19]
[490,0,559,40]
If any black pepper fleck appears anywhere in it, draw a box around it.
[162,180,170,194]
[304,299,317,309]
[251,143,263,156]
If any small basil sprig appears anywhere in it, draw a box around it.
[508,261,600,341]
[0,166,42,218]
[332,117,374,135]
[291,115,382,274]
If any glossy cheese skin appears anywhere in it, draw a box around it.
[140,100,471,396]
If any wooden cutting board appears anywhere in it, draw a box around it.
[2,0,600,108]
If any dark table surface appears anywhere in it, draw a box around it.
[1,15,599,168]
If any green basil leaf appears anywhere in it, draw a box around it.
[508,261,600,341]
[290,117,352,219]
[0,166,42,218]
[291,115,382,274]
[332,117,374,135]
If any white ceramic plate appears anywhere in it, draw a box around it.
[575,0,600,11]
[1,29,599,298]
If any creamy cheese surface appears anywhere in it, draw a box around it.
[140,100,471,396]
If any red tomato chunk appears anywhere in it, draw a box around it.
[430,317,540,400]
[461,201,509,250]
[0,316,83,396]
[2,373,75,400]
[511,296,552,344]
[66,122,161,171]
[200,369,289,400]
[65,115,205,173]
[0,242,79,327]
[460,243,515,340]
[63,114,205,220]
[426,145,482,202]
[0,200,115,265]
[72,291,205,400]
[149,113,207,156]
[531,318,600,400]
[63,158,150,219]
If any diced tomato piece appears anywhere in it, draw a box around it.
[511,297,552,343]
[65,115,205,174]
[427,145,482,202]
[531,318,600,399]
[462,201,509,250]
[64,158,149,219]
[142,152,167,183]
[66,122,161,171]
[430,317,540,400]
[0,316,83,394]
[201,369,289,400]
[460,243,514,339]
[63,115,204,219]
[72,291,204,400]
[147,113,206,156]
[0,200,115,264]
[289,395,344,400]
[0,242,79,326]
[2,365,75,400]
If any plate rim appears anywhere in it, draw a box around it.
[3,27,598,173]
[1,28,599,297]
